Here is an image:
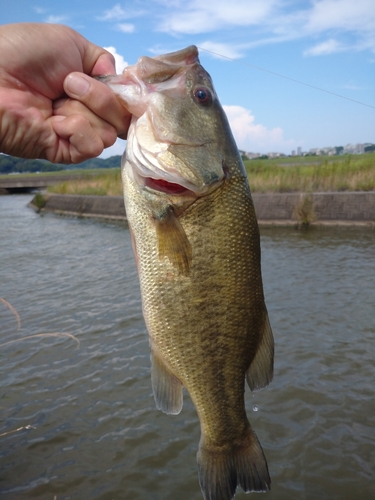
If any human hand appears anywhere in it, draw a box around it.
[0,23,130,163]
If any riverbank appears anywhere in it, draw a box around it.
[29,192,375,228]
[43,153,375,197]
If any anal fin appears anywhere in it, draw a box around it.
[246,312,274,391]
[151,348,183,415]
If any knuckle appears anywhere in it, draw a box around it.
[102,126,117,148]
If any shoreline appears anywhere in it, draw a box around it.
[29,192,375,228]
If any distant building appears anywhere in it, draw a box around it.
[267,152,286,158]
[241,151,262,160]
[241,142,373,160]
[309,148,320,155]
[342,143,368,154]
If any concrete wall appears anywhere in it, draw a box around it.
[36,194,126,221]
[32,192,375,226]
[252,192,375,223]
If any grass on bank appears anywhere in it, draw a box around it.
[47,169,123,196]
[47,153,375,196]
[0,168,112,179]
[244,153,375,193]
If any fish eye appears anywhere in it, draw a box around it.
[193,87,212,106]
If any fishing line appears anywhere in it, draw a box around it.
[197,47,375,111]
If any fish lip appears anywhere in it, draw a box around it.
[129,159,223,198]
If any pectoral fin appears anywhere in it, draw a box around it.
[246,312,274,391]
[154,205,192,276]
[151,348,183,415]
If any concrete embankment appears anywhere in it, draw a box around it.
[30,194,127,222]
[29,192,375,227]
[253,191,375,227]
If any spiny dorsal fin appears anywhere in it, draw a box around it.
[154,205,192,276]
[246,312,274,391]
[151,348,183,415]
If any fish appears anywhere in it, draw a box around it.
[103,45,274,500]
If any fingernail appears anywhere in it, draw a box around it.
[65,73,90,97]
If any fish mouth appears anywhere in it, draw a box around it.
[126,123,224,197]
[130,159,224,199]
[144,177,194,196]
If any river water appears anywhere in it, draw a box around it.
[0,195,374,500]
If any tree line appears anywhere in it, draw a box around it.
[0,154,122,175]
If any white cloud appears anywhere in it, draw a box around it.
[306,0,375,33]
[303,0,375,53]
[44,15,68,24]
[157,0,279,34]
[101,4,129,21]
[303,38,345,57]
[117,23,135,33]
[342,83,365,91]
[99,3,145,22]
[104,46,129,73]
[223,105,295,153]
[154,0,375,56]
[34,7,47,14]
[198,42,244,60]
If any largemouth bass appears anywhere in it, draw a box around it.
[104,46,274,500]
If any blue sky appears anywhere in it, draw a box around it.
[3,0,375,157]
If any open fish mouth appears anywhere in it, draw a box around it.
[130,158,218,198]
[131,159,224,198]
[127,140,204,196]
[144,177,194,196]
[126,122,224,197]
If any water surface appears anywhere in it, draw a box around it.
[1,195,374,499]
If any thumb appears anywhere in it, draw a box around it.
[64,73,91,98]
[63,72,131,138]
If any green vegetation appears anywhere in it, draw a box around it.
[32,192,47,210]
[45,153,375,196]
[293,194,316,228]
[47,168,123,196]
[0,154,122,175]
[244,153,375,193]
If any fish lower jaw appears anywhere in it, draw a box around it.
[142,174,224,198]
[127,159,224,197]
[131,165,208,197]
[144,176,195,195]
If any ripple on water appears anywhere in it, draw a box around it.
[0,197,374,500]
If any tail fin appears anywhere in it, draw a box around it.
[197,428,270,500]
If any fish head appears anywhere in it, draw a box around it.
[104,46,234,199]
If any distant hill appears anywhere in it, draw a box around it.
[0,154,122,175]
